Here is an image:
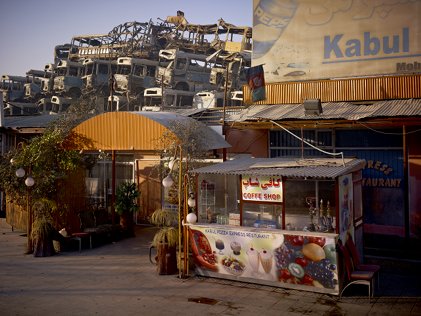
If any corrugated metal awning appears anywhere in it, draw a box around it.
[228,99,421,122]
[191,157,365,179]
[72,111,230,151]
[3,114,60,129]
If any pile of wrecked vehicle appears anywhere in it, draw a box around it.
[1,12,251,118]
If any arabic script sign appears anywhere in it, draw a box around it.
[241,175,283,203]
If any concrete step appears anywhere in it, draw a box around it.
[364,253,421,275]
[363,233,421,274]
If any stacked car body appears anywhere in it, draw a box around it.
[1,15,251,116]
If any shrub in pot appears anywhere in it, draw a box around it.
[115,181,140,238]
[150,208,179,275]
[31,199,64,257]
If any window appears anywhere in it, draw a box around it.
[98,64,109,75]
[284,180,336,231]
[197,174,239,224]
[146,66,155,76]
[85,64,94,76]
[269,129,333,158]
[176,58,187,70]
[68,67,79,77]
[336,129,402,148]
[242,204,282,228]
[118,65,131,75]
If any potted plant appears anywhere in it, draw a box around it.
[31,199,63,257]
[149,208,179,275]
[115,181,140,238]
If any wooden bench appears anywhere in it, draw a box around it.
[76,209,122,248]
[71,232,92,252]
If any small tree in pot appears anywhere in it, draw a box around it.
[115,182,140,238]
[150,208,179,275]
[31,199,65,257]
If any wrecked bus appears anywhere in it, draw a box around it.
[107,95,139,112]
[230,90,244,106]
[82,58,116,93]
[54,43,71,63]
[142,87,195,111]
[193,89,244,109]
[113,57,158,96]
[193,90,224,109]
[68,34,114,61]
[37,97,53,115]
[3,101,38,116]
[207,49,250,91]
[50,95,75,114]
[0,75,32,102]
[156,48,216,92]
[24,69,56,100]
[53,60,84,98]
[37,63,58,95]
[217,19,252,53]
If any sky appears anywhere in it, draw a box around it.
[0,0,252,77]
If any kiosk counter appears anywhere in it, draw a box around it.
[186,157,365,295]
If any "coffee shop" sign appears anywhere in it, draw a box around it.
[241,175,283,203]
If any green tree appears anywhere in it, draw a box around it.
[1,128,83,205]
[0,106,97,233]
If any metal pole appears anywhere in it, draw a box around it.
[26,165,33,255]
[222,65,229,162]
[183,174,189,276]
[25,188,32,254]
[108,73,114,112]
[177,146,183,278]
[403,125,409,239]
[111,150,116,225]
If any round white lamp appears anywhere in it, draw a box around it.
[168,158,178,171]
[15,168,26,178]
[162,174,174,188]
[25,176,35,187]
[187,195,195,208]
[186,212,197,224]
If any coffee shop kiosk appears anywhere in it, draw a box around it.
[186,157,365,295]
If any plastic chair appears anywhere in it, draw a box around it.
[345,233,380,287]
[338,240,375,301]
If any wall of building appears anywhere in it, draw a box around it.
[408,127,421,239]
[226,128,269,158]
[268,126,417,239]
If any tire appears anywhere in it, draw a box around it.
[174,82,189,91]
[68,87,82,99]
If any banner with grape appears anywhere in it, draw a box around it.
[189,225,339,294]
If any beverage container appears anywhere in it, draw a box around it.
[215,239,225,254]
[253,0,298,59]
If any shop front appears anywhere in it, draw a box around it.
[187,157,365,295]
[71,111,230,224]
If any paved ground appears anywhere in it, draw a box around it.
[1,218,420,316]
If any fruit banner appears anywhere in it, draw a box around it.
[189,225,339,294]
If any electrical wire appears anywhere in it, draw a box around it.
[269,120,345,165]
[356,121,421,135]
